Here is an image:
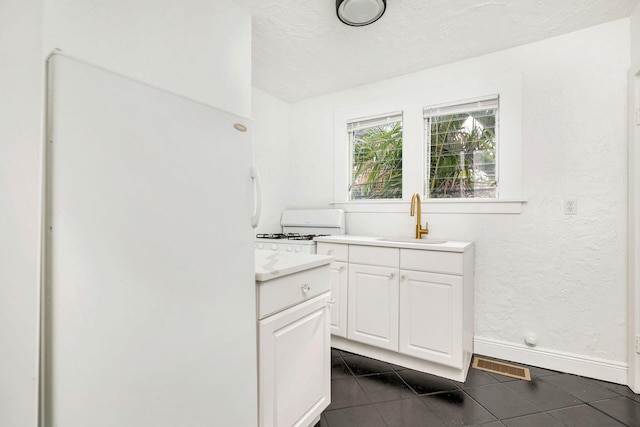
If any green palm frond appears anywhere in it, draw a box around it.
[351,122,402,199]
[429,109,497,198]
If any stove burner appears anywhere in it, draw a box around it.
[288,234,330,241]
[256,233,288,240]
[256,233,330,241]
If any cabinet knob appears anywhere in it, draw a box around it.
[389,272,396,279]
[401,274,407,280]
[327,298,336,307]
[301,284,311,293]
[339,266,345,272]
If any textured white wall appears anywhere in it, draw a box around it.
[0,2,44,425]
[43,0,252,117]
[252,88,293,232]
[251,87,337,231]
[632,2,640,72]
[269,19,630,377]
[0,1,251,424]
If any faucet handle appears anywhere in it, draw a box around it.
[419,221,429,236]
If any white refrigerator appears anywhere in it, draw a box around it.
[42,54,260,426]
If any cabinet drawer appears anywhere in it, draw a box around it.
[400,249,463,275]
[316,242,348,262]
[257,265,330,319]
[349,245,399,267]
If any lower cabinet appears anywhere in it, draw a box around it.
[258,293,331,427]
[399,270,463,369]
[328,261,348,338]
[347,263,399,351]
[316,240,474,381]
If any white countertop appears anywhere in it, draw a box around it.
[314,235,473,253]
[255,250,334,282]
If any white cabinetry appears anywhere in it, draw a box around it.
[348,264,399,351]
[317,243,348,338]
[328,262,348,337]
[399,270,463,368]
[255,253,332,427]
[258,294,331,427]
[315,236,474,382]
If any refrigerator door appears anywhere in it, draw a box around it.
[43,54,257,426]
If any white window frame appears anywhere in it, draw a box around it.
[423,96,500,200]
[332,81,526,214]
[348,112,403,200]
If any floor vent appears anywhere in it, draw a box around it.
[472,356,531,381]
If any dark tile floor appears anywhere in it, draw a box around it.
[315,349,640,427]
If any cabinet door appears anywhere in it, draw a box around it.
[259,293,331,427]
[347,264,399,351]
[399,270,463,368]
[329,261,348,338]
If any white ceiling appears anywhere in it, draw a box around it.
[233,0,637,103]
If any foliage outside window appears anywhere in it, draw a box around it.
[349,114,402,200]
[424,98,498,199]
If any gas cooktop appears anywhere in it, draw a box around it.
[256,233,330,241]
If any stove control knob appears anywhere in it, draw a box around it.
[271,244,278,250]
[257,243,263,249]
[287,245,293,252]
[295,246,301,253]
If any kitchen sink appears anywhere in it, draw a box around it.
[377,237,448,244]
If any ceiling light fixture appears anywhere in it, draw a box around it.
[336,0,386,27]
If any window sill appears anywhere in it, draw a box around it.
[330,198,527,214]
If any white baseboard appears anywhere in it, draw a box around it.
[474,337,628,385]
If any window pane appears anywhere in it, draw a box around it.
[426,107,497,199]
[350,120,402,200]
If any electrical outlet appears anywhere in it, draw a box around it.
[564,198,577,215]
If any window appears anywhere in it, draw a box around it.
[333,91,521,213]
[348,113,403,200]
[424,97,498,199]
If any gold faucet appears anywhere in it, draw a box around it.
[410,192,429,239]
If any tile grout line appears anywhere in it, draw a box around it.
[325,349,640,427]
[585,397,636,427]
